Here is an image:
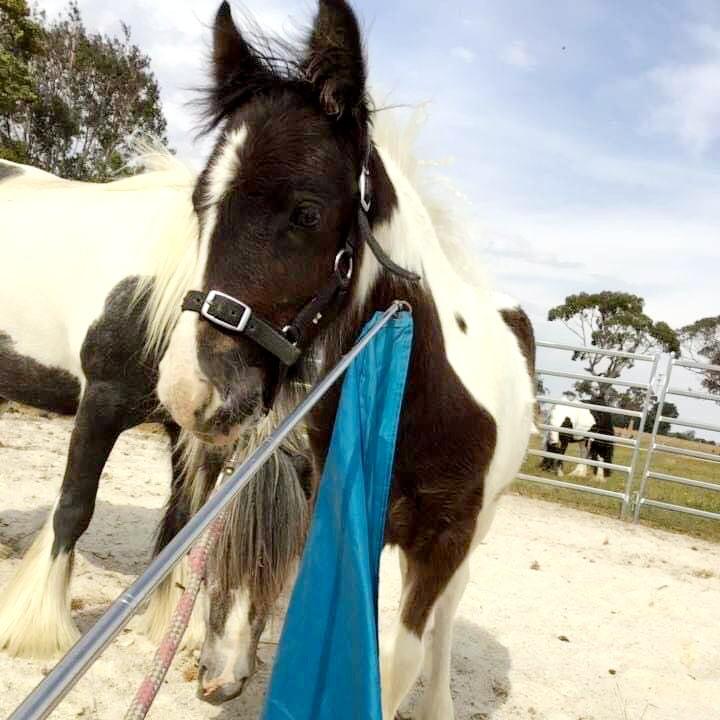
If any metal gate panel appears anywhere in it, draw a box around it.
[634,355,720,522]
[523,342,661,517]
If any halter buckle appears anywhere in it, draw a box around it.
[359,166,371,213]
[201,290,252,332]
[282,325,300,346]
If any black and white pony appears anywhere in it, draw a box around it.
[540,404,615,479]
[149,2,536,717]
[0,153,311,664]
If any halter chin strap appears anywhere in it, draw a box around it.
[182,156,421,368]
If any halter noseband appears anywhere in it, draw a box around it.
[181,149,421,369]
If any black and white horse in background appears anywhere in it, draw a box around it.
[149,2,536,717]
[0,154,311,663]
[540,404,615,479]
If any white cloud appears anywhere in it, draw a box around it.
[649,24,720,153]
[451,46,476,64]
[501,40,536,70]
[477,207,719,328]
[650,62,720,153]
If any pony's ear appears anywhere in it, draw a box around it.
[211,2,265,109]
[213,3,252,83]
[303,0,367,118]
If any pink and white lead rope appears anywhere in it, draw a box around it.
[124,511,227,720]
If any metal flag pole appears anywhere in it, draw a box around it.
[9,301,407,720]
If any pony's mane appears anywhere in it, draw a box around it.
[121,138,194,182]
[370,108,492,292]
[128,142,200,360]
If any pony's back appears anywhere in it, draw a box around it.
[0,152,197,382]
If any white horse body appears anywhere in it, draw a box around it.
[0,157,199,658]
[543,404,605,479]
[546,405,595,445]
[0,159,196,385]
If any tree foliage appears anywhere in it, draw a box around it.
[0,1,168,179]
[548,291,679,402]
[0,0,43,121]
[644,401,679,435]
[678,315,720,400]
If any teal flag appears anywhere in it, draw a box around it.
[262,311,414,720]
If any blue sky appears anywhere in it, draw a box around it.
[41,0,719,327]
[40,0,720,430]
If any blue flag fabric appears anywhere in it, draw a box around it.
[262,311,414,720]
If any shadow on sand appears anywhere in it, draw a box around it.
[210,617,511,720]
[0,500,163,576]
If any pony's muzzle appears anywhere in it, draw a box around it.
[197,666,249,705]
[197,655,256,705]
[196,369,264,444]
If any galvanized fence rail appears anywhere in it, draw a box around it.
[518,340,661,517]
[634,355,720,522]
[9,302,406,720]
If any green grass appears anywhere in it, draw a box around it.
[512,432,720,543]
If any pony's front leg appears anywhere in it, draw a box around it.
[139,430,218,648]
[380,557,425,720]
[380,550,466,720]
[570,441,590,478]
[0,383,125,658]
[414,561,469,720]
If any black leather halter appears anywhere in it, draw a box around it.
[181,154,421,368]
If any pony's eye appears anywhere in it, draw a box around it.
[291,204,321,229]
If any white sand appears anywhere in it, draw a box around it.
[1,410,719,720]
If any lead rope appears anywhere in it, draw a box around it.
[124,450,240,720]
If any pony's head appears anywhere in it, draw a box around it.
[157,0,392,443]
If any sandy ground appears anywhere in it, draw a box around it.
[1,410,719,720]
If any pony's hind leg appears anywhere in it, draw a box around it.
[0,383,125,658]
[415,561,470,720]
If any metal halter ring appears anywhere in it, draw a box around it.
[334,248,354,282]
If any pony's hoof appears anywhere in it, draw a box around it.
[0,526,80,659]
[0,613,80,659]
